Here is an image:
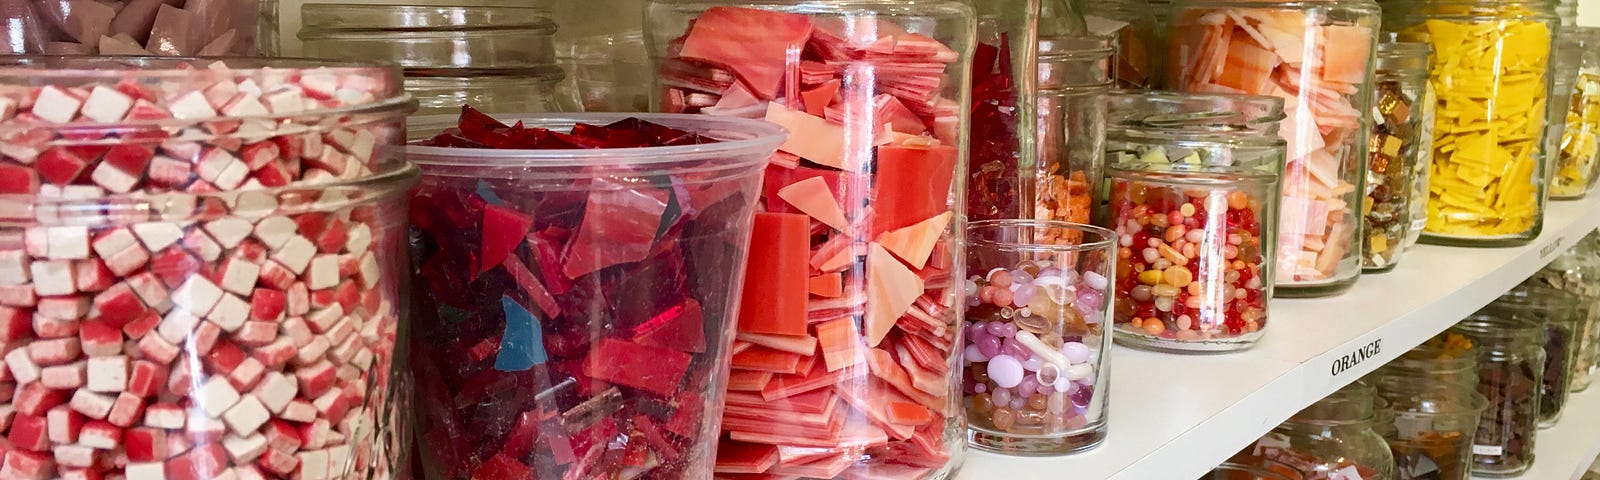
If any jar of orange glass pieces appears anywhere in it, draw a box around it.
[1167,0,1380,297]
[1395,0,1558,246]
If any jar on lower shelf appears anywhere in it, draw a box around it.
[1486,284,1581,427]
[1105,92,1285,352]
[1206,461,1306,480]
[1366,340,1486,480]
[1524,233,1600,393]
[297,4,575,115]
[1450,313,1545,476]
[1239,381,1398,480]
[963,221,1114,455]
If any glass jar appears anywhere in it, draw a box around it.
[0,56,415,479]
[403,112,785,479]
[1365,42,1432,272]
[1167,0,1380,296]
[1034,35,1112,229]
[1206,462,1306,480]
[963,221,1114,455]
[1105,93,1284,352]
[968,0,1043,223]
[1080,0,1163,89]
[1555,27,1600,199]
[297,4,573,116]
[1376,386,1487,480]
[1370,342,1480,396]
[1545,30,1584,199]
[646,2,974,477]
[1398,0,1558,246]
[1487,284,1581,427]
[558,30,655,112]
[0,0,261,55]
[1525,235,1600,392]
[1405,41,1440,249]
[1242,382,1398,480]
[1450,313,1545,476]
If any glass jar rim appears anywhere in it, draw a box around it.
[967,220,1118,253]
[1288,381,1378,426]
[1207,461,1302,480]
[1106,91,1286,141]
[1108,162,1281,185]
[299,4,558,33]
[1450,313,1543,344]
[405,113,788,171]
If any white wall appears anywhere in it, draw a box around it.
[1583,0,1600,27]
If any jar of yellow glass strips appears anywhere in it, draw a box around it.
[1395,0,1558,247]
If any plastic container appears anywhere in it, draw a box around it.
[1554,27,1600,199]
[1080,0,1162,89]
[963,220,1113,455]
[968,0,1043,223]
[1397,0,1558,246]
[1105,92,1285,352]
[402,113,785,479]
[1033,35,1112,230]
[297,4,573,115]
[0,56,415,479]
[1167,0,1380,296]
[1525,235,1600,392]
[1365,42,1431,272]
[1486,284,1581,427]
[647,2,974,477]
[0,0,261,55]
[1450,313,1545,476]
[1242,382,1398,480]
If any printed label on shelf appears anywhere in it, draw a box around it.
[1541,235,1568,260]
[1473,444,1505,456]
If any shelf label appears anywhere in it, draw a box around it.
[1540,235,1567,260]
[1329,338,1383,377]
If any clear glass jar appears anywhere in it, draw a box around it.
[1365,42,1432,272]
[1105,92,1286,352]
[1546,29,1584,199]
[1371,342,1480,396]
[1242,382,1399,480]
[403,113,785,479]
[1555,27,1600,199]
[1080,0,1163,89]
[963,221,1114,455]
[298,4,575,115]
[558,30,655,112]
[0,56,415,480]
[1033,35,1112,230]
[646,2,974,477]
[1167,0,1380,296]
[1450,313,1545,476]
[1525,235,1600,392]
[0,0,261,55]
[1207,462,1306,480]
[968,0,1043,223]
[1487,284,1581,427]
[1398,0,1558,246]
[1367,340,1486,480]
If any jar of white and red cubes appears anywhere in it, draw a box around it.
[0,56,416,480]
[1167,0,1380,296]
[963,220,1114,455]
[647,1,974,477]
[402,110,785,479]
[1395,0,1557,246]
[1105,92,1285,351]
[0,1,261,55]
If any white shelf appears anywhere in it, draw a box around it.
[957,196,1600,480]
[1475,386,1600,480]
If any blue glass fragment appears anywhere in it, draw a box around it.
[476,180,507,206]
[495,296,547,371]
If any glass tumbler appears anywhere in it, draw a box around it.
[1167,0,1381,296]
[1105,92,1286,352]
[963,220,1114,455]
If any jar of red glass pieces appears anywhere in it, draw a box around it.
[967,0,1041,223]
[1105,92,1285,351]
[1037,35,1112,229]
[962,220,1113,455]
[647,1,974,477]
[0,56,416,480]
[402,110,784,480]
[1168,0,1380,297]
[0,1,260,55]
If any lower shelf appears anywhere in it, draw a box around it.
[1477,385,1600,480]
